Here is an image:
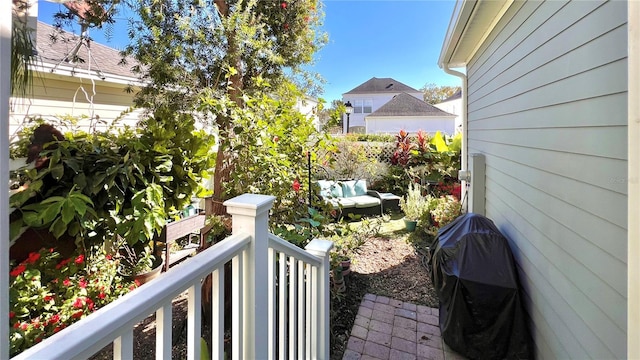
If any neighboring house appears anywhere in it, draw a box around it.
[10,21,143,138]
[365,92,455,134]
[434,89,462,132]
[341,77,455,135]
[295,95,320,131]
[439,0,639,359]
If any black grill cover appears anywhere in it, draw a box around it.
[429,213,531,359]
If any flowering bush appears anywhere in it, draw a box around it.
[9,248,137,356]
[431,195,463,228]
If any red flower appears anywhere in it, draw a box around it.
[49,314,60,324]
[86,298,95,311]
[9,311,15,319]
[13,322,20,329]
[56,258,71,270]
[63,278,72,287]
[10,265,26,277]
[98,292,106,300]
[134,279,141,287]
[284,23,289,30]
[71,311,83,319]
[26,252,41,264]
[280,2,287,8]
[53,325,63,333]
[292,179,301,192]
[43,294,54,302]
[72,297,84,309]
[75,254,84,265]
[20,322,28,331]
[78,279,87,289]
[105,254,113,261]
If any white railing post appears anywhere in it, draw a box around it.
[224,194,276,360]
[305,239,334,360]
[1,2,11,359]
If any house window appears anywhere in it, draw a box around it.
[354,99,373,114]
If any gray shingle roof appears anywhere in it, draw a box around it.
[36,21,138,79]
[344,77,420,94]
[368,93,455,117]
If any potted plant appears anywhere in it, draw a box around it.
[117,241,164,285]
[399,182,433,232]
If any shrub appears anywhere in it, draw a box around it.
[9,248,136,356]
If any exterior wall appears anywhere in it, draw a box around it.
[295,97,319,131]
[10,72,142,136]
[365,116,454,135]
[342,91,422,131]
[465,1,627,359]
[434,98,462,133]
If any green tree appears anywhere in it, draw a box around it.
[420,83,460,104]
[317,99,345,130]
[120,0,327,214]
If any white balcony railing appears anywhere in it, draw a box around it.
[11,194,333,360]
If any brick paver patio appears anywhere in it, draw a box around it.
[342,293,468,360]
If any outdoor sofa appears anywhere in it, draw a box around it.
[317,179,401,218]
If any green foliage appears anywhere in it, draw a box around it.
[11,2,36,99]
[9,248,136,356]
[399,183,436,221]
[200,82,334,225]
[342,133,395,143]
[321,140,383,182]
[9,111,216,251]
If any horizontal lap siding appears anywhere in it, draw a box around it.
[10,77,142,133]
[466,0,627,359]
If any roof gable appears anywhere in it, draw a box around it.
[344,77,420,95]
[36,21,139,80]
[368,93,455,117]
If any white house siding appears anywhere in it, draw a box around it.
[343,91,422,130]
[365,115,455,135]
[10,74,142,136]
[434,98,462,132]
[465,1,627,359]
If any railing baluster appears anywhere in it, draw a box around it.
[211,266,225,360]
[289,256,297,358]
[310,264,318,357]
[297,260,305,360]
[268,248,276,360]
[305,263,312,359]
[113,329,133,360]
[187,282,202,360]
[156,303,172,360]
[232,253,243,360]
[278,252,287,358]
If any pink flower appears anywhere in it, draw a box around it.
[72,297,84,309]
[280,2,287,8]
[78,279,87,289]
[63,278,72,287]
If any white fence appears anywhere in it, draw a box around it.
[11,194,333,360]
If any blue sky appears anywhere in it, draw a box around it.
[38,0,461,103]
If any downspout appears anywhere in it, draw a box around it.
[440,65,468,210]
